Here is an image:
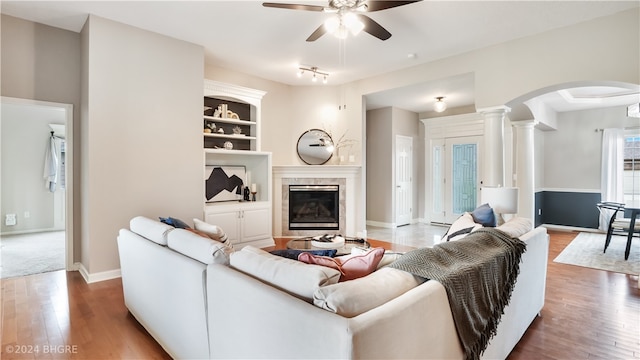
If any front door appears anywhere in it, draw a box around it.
[431,136,482,224]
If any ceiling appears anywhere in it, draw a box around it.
[2,1,639,113]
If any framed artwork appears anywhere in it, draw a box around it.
[205,165,246,202]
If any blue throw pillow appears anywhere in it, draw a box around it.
[471,203,496,227]
[159,216,191,229]
[270,249,337,260]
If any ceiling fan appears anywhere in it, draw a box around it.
[262,0,423,42]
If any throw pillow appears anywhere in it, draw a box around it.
[298,247,385,282]
[471,203,497,227]
[496,217,532,238]
[193,218,230,245]
[159,216,191,229]
[442,212,482,241]
[269,249,337,260]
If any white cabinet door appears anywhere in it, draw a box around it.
[242,207,271,242]
[205,210,240,244]
[205,203,272,246]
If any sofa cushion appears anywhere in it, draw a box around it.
[313,267,425,318]
[298,247,385,282]
[193,218,230,245]
[442,212,482,241]
[129,216,175,245]
[497,217,532,238]
[471,203,497,227]
[167,228,233,265]
[230,246,341,301]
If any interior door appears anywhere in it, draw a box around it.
[444,136,482,223]
[431,136,482,224]
[395,135,412,226]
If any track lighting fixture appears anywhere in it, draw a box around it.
[434,96,447,112]
[297,66,329,84]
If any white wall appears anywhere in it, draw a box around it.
[543,106,638,191]
[366,108,393,223]
[80,15,204,276]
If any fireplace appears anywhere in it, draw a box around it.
[289,185,339,230]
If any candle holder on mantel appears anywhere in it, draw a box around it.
[251,191,257,202]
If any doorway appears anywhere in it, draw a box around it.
[430,136,483,224]
[0,97,74,277]
[395,135,413,226]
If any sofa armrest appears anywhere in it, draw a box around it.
[348,280,464,359]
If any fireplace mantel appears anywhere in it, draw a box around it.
[273,165,362,237]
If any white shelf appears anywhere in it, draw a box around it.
[204,133,257,140]
[204,115,256,126]
[204,148,271,156]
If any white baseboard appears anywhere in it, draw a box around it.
[541,224,602,234]
[77,263,121,284]
[366,220,395,229]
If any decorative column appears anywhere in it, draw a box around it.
[512,120,537,222]
[479,106,511,187]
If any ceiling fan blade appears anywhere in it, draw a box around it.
[306,24,328,42]
[262,2,325,11]
[365,0,422,12]
[357,14,391,41]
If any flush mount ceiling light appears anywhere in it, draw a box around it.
[434,96,447,112]
[298,66,329,84]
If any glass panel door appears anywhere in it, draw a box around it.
[444,136,482,223]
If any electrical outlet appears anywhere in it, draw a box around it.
[5,214,16,226]
[538,209,542,216]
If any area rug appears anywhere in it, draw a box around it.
[553,232,639,275]
[0,231,65,279]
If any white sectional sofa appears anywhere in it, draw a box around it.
[117,216,549,360]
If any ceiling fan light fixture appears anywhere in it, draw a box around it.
[434,97,447,112]
[324,16,340,33]
[343,12,364,35]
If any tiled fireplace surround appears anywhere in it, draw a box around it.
[273,165,361,237]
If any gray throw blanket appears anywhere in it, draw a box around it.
[389,228,526,360]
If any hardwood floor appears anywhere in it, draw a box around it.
[1,230,638,359]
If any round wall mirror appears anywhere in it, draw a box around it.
[296,129,334,165]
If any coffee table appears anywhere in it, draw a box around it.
[286,237,370,256]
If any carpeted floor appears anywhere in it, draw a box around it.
[553,232,639,275]
[0,231,65,279]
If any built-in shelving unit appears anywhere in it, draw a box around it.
[203,80,273,249]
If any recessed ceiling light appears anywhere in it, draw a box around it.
[407,53,417,59]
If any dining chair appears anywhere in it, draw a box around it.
[596,202,640,258]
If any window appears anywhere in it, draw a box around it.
[623,134,640,203]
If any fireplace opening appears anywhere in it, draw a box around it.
[289,185,339,230]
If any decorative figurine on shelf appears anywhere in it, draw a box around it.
[243,186,250,202]
[251,183,257,202]
[223,141,233,150]
[217,127,224,134]
[204,122,216,133]
[233,126,242,135]
[213,106,222,118]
